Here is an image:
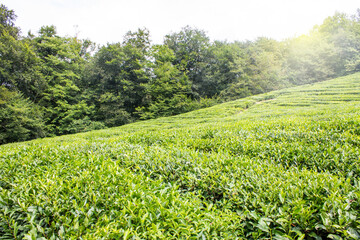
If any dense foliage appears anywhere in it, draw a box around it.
[0,4,360,144]
[1,73,359,239]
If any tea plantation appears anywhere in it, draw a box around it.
[1,73,360,239]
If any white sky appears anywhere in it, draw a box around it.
[1,0,359,45]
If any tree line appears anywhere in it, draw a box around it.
[1,4,360,144]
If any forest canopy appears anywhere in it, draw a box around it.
[1,4,360,144]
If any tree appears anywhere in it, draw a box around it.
[0,4,48,144]
[164,26,213,98]
[0,4,45,101]
[206,41,244,97]
[81,43,132,127]
[220,38,286,100]
[0,4,19,37]
[283,33,337,85]
[32,25,95,134]
[80,28,151,126]
[121,28,151,112]
[136,45,192,119]
[0,87,45,144]
[316,12,360,75]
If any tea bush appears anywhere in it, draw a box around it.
[1,73,360,239]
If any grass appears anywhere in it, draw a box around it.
[1,73,360,239]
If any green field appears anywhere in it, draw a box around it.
[1,73,360,239]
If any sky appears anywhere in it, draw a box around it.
[1,0,359,45]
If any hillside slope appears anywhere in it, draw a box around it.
[1,73,360,239]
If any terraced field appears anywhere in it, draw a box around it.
[1,73,360,239]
